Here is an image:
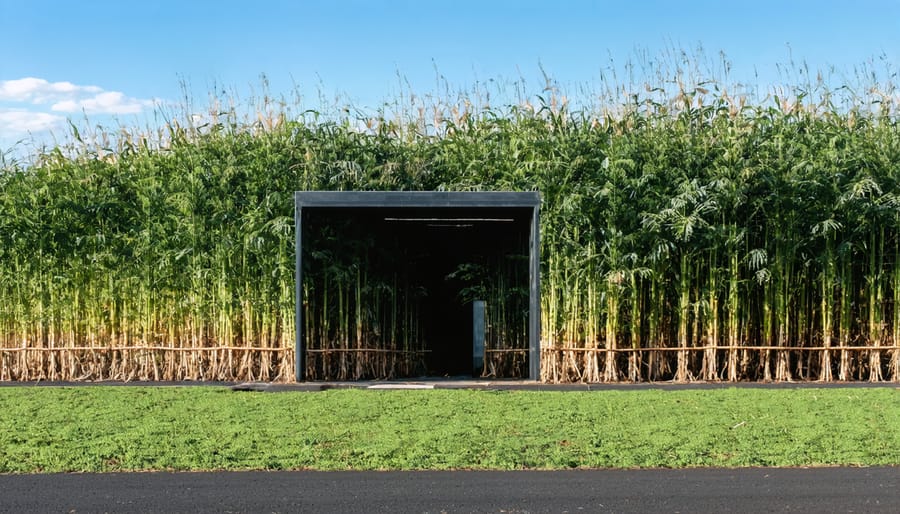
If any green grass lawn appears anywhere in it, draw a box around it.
[0,387,897,473]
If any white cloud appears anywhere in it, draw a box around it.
[0,109,65,137]
[52,91,155,115]
[0,77,159,140]
[0,77,102,104]
[0,77,155,115]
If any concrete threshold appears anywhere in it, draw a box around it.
[367,383,434,390]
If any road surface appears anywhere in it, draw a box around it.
[1,467,897,513]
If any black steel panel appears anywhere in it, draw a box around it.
[297,191,540,208]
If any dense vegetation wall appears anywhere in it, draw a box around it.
[1,92,899,381]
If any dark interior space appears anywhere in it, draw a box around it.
[304,206,530,377]
[413,226,475,376]
[395,214,516,376]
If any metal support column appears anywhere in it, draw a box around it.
[529,204,541,381]
[294,195,304,382]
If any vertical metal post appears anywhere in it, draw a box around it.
[294,195,304,382]
[529,203,541,381]
[472,300,485,376]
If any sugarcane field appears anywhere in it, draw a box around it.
[2,60,900,385]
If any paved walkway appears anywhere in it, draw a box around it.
[1,377,898,391]
[239,378,900,392]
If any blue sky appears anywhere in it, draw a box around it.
[2,0,899,153]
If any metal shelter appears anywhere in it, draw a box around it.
[295,191,541,381]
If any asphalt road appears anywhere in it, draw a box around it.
[1,467,897,513]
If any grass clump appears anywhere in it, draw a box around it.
[0,387,897,473]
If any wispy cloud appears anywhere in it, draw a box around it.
[0,77,157,139]
[0,109,65,138]
[52,91,154,115]
[0,77,103,104]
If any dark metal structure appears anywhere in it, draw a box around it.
[295,191,541,381]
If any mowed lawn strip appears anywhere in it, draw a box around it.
[0,387,897,473]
